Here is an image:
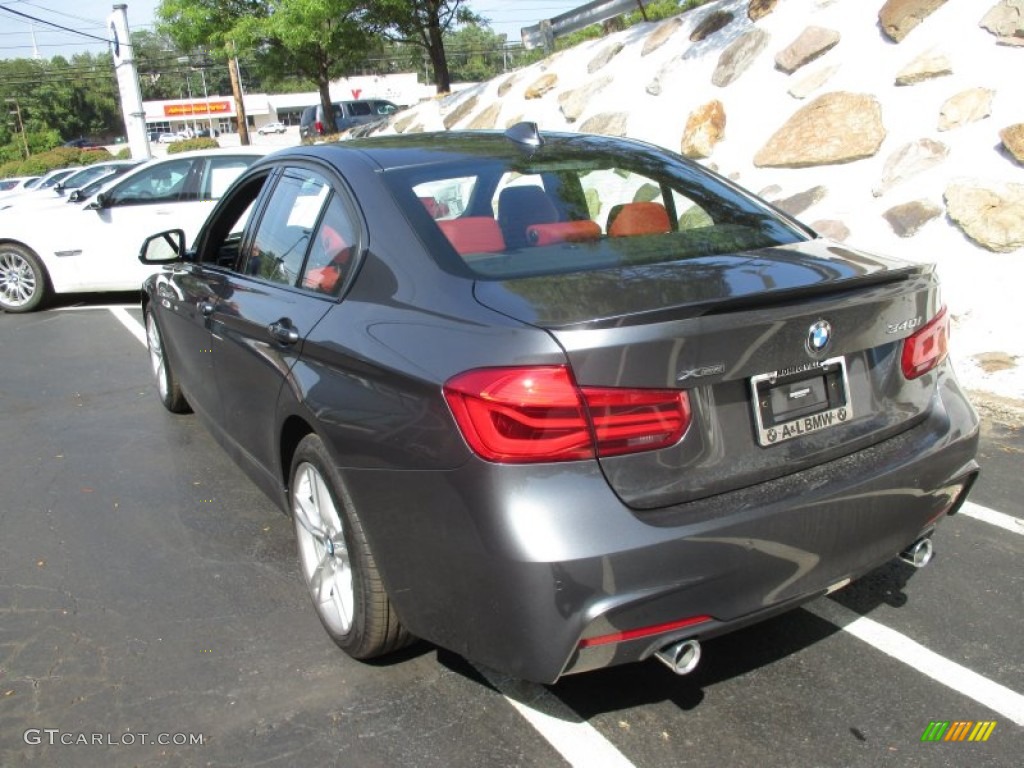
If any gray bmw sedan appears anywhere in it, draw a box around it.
[139,125,979,682]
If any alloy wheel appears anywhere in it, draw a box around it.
[293,462,354,635]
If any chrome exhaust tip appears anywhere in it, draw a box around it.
[899,536,934,569]
[654,638,701,675]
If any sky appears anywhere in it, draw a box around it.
[0,0,587,60]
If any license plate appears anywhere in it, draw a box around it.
[750,357,852,447]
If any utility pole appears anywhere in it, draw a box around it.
[5,98,29,159]
[108,4,151,160]
[227,46,249,145]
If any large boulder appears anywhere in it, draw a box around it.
[938,88,995,131]
[559,76,613,123]
[810,219,851,242]
[524,73,558,99]
[754,92,886,168]
[788,64,839,99]
[980,0,1024,39]
[895,47,952,85]
[1000,124,1024,164]
[775,26,841,74]
[873,138,950,197]
[690,10,735,42]
[642,17,683,56]
[773,185,828,216]
[497,74,519,98]
[883,200,943,237]
[945,181,1024,252]
[680,100,727,159]
[580,112,629,137]
[467,103,502,130]
[748,0,778,22]
[712,28,771,87]
[442,94,479,129]
[879,0,949,42]
[588,42,624,74]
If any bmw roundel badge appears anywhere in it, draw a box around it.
[807,320,832,355]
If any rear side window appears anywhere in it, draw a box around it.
[200,155,259,199]
[389,148,804,279]
[347,101,372,117]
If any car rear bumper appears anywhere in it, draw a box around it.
[339,371,979,683]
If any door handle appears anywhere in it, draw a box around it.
[268,320,299,345]
[198,301,216,317]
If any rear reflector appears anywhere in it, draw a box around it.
[901,306,949,380]
[443,366,690,463]
[579,615,713,649]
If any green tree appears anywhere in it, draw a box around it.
[158,1,376,137]
[157,0,266,140]
[0,53,121,157]
[444,23,507,82]
[374,1,480,94]
[235,1,377,136]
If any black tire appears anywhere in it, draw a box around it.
[0,242,50,313]
[144,308,190,413]
[290,434,411,659]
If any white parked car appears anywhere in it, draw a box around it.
[0,176,41,197]
[0,148,267,312]
[157,132,183,144]
[0,161,143,212]
[257,122,287,135]
[0,167,79,204]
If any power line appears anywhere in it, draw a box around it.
[0,4,113,45]
[19,0,105,27]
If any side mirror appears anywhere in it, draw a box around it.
[139,229,187,265]
[85,192,110,211]
[68,189,82,202]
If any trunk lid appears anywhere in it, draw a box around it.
[474,239,942,510]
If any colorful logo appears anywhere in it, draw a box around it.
[920,721,997,742]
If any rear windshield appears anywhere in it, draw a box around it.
[382,144,806,280]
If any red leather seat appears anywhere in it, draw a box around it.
[527,220,602,246]
[607,202,671,237]
[438,217,506,255]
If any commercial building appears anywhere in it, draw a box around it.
[141,73,434,136]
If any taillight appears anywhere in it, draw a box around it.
[901,306,949,379]
[443,366,690,463]
[314,120,324,134]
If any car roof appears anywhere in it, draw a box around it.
[278,128,657,173]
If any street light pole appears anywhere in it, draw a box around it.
[198,66,214,137]
[177,55,195,135]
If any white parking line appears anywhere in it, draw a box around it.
[475,667,635,768]
[959,501,1024,535]
[108,306,147,347]
[55,303,139,312]
[809,601,1024,726]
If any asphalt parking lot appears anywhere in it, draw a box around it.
[1,300,1021,767]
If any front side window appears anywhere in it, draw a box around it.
[108,158,194,205]
[230,166,359,296]
[240,170,328,286]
